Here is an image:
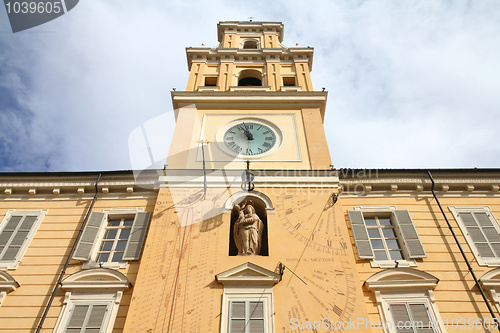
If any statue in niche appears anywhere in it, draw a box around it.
[233,201,264,256]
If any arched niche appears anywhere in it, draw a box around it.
[238,69,262,86]
[227,192,271,257]
[224,191,274,213]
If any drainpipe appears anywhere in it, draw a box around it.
[427,171,500,330]
[35,173,102,333]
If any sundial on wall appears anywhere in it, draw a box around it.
[274,188,364,332]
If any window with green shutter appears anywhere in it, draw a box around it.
[54,269,129,333]
[0,210,47,269]
[389,302,437,333]
[450,206,500,266]
[347,207,426,268]
[72,210,151,268]
[65,304,108,333]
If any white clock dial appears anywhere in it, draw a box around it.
[223,122,277,156]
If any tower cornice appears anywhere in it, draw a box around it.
[217,21,284,43]
[171,90,328,120]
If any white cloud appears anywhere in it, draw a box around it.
[0,0,499,171]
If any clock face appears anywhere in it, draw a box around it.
[223,121,277,156]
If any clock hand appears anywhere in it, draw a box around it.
[242,122,254,140]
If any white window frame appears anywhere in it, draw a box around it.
[354,206,417,268]
[449,206,500,266]
[53,268,129,333]
[380,292,445,333]
[365,268,446,333]
[216,262,279,333]
[54,295,117,333]
[0,209,47,270]
[221,287,273,333]
[83,208,143,269]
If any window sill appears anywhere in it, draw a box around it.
[476,260,500,267]
[82,261,128,270]
[0,261,20,270]
[370,259,417,268]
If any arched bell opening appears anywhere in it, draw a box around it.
[238,69,262,86]
[243,40,258,49]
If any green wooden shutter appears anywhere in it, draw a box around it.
[0,215,39,262]
[474,212,500,257]
[123,212,151,261]
[347,210,375,259]
[390,302,435,333]
[86,305,107,330]
[72,212,105,261]
[230,301,246,333]
[390,303,412,333]
[249,301,265,333]
[393,210,426,258]
[67,305,89,329]
[408,303,434,332]
[460,212,494,258]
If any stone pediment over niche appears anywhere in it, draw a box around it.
[216,262,280,286]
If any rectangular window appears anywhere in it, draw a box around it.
[347,207,426,268]
[450,206,500,266]
[229,300,266,333]
[66,304,108,332]
[72,210,151,268]
[0,210,47,269]
[365,216,404,261]
[96,217,134,263]
[389,302,436,333]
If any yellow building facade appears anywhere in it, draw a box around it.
[1,21,500,333]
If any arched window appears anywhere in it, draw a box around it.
[365,268,446,333]
[53,268,130,333]
[243,40,258,49]
[238,69,262,86]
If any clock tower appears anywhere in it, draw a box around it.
[124,21,371,333]
[167,21,331,170]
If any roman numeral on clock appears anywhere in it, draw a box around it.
[262,142,271,148]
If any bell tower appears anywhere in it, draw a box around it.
[167,21,331,170]
[124,21,371,333]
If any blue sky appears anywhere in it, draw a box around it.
[1,0,499,172]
